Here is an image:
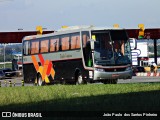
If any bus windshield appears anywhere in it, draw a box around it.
[92,30,132,66]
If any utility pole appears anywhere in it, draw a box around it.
[4,44,6,68]
[153,39,157,64]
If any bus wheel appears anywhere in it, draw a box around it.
[37,74,45,86]
[76,73,84,85]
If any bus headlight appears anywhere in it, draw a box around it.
[95,68,105,72]
[126,67,131,71]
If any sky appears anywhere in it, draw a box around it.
[0,0,160,31]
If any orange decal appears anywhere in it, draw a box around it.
[45,76,50,83]
[31,55,39,71]
[31,54,55,83]
[46,61,52,76]
[38,54,45,66]
[38,66,43,77]
[42,60,49,80]
[50,69,55,79]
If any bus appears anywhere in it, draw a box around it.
[22,26,133,85]
[13,53,22,70]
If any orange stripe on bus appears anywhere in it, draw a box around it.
[50,68,55,79]
[31,55,39,71]
[42,60,49,80]
[46,61,52,76]
[31,54,55,82]
[38,66,43,77]
[45,76,50,83]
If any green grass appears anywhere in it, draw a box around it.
[0,83,160,112]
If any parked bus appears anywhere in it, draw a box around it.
[13,53,22,70]
[22,26,133,85]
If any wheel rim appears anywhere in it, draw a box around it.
[76,74,83,85]
[38,76,43,86]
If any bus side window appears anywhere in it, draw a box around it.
[23,41,30,55]
[61,35,70,51]
[31,40,39,54]
[50,37,59,52]
[40,39,49,53]
[71,33,80,49]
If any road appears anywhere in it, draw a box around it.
[0,77,33,87]
[0,76,160,87]
[118,76,160,84]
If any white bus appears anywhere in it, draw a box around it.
[22,26,132,85]
[13,53,22,70]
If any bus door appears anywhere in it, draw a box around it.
[84,41,93,67]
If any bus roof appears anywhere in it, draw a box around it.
[23,25,125,41]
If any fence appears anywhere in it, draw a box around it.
[0,80,31,87]
[135,72,160,77]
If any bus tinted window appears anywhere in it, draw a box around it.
[61,35,70,51]
[71,33,80,49]
[82,31,90,47]
[94,32,111,50]
[50,37,59,52]
[110,30,128,40]
[23,41,30,55]
[40,39,49,53]
[31,40,39,54]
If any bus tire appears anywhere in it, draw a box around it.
[37,74,45,86]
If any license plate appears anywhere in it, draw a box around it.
[112,74,119,77]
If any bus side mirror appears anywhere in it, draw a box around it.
[130,38,137,50]
[90,39,95,50]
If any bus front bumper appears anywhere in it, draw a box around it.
[93,70,132,80]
